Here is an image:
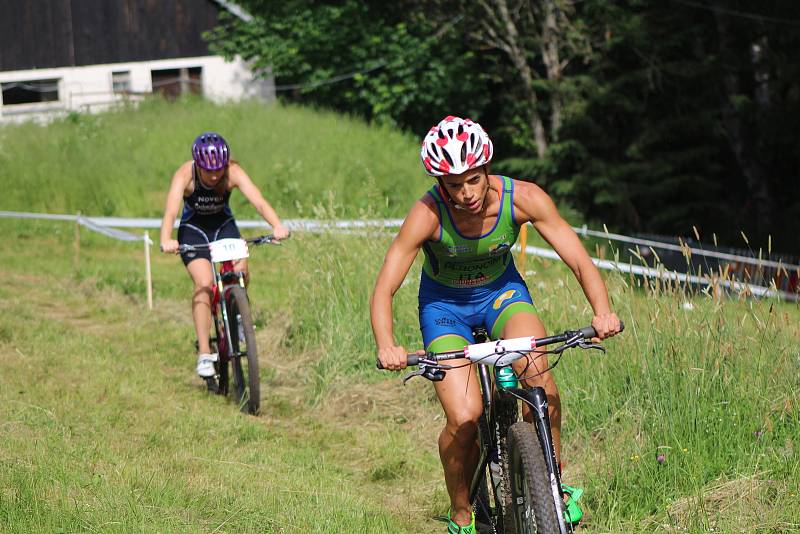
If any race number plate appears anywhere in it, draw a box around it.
[209,238,249,263]
[464,337,537,366]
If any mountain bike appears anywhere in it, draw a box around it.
[179,234,281,415]
[378,322,623,534]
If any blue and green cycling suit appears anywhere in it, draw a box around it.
[419,176,536,353]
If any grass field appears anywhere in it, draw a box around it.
[0,97,422,219]
[1,99,799,533]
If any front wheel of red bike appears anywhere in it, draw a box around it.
[212,315,229,396]
[225,286,260,415]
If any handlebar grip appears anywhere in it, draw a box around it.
[579,320,625,339]
[375,353,421,370]
[579,326,597,339]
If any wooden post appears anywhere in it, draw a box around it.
[74,211,81,267]
[518,223,528,275]
[144,231,153,311]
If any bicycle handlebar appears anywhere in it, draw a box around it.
[174,234,283,253]
[376,321,624,370]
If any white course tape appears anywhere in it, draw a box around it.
[576,225,792,270]
[516,244,798,302]
[1,210,797,301]
[67,216,404,231]
[7,212,790,271]
[77,215,146,242]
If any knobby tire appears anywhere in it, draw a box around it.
[495,394,520,533]
[212,315,229,396]
[508,422,563,534]
[226,286,260,415]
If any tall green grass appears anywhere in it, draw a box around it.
[0,97,422,218]
[1,100,799,532]
[12,218,799,531]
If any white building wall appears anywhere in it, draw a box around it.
[0,55,274,124]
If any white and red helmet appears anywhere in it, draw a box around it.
[420,116,493,176]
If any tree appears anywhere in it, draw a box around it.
[471,0,595,157]
[207,0,800,252]
[207,0,489,134]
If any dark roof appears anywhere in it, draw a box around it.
[0,0,239,71]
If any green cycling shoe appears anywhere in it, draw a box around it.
[446,510,475,534]
[562,484,585,525]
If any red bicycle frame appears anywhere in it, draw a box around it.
[211,260,246,362]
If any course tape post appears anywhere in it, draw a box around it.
[1,211,797,302]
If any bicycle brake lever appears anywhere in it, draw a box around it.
[402,367,427,384]
[578,340,606,352]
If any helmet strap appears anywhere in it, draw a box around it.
[436,178,460,208]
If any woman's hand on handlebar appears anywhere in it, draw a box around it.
[272,224,290,241]
[377,346,424,371]
[591,312,622,341]
[160,239,179,254]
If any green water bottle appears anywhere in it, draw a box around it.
[495,366,518,389]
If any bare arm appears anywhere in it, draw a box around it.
[370,198,439,369]
[159,161,193,253]
[229,164,289,239]
[514,181,620,339]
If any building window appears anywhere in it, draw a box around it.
[1,79,60,105]
[151,67,202,99]
[112,71,131,94]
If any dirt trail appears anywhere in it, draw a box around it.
[0,267,444,532]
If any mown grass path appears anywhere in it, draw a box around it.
[0,264,442,533]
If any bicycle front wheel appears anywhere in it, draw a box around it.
[225,286,260,415]
[508,422,565,534]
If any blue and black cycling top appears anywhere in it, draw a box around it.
[180,163,233,228]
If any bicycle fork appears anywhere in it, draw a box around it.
[512,386,570,533]
[470,376,571,533]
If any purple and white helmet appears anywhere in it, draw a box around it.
[192,132,230,171]
[420,116,493,177]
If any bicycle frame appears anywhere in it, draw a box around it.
[468,329,566,532]
[211,259,246,364]
[378,321,621,533]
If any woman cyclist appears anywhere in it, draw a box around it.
[370,116,621,533]
[160,132,289,378]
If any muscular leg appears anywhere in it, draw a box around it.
[500,312,562,464]
[186,259,215,354]
[431,335,483,528]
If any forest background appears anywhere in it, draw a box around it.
[209,0,800,255]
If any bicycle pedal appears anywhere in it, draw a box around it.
[204,377,219,393]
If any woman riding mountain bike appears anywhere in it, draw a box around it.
[159,132,289,378]
[370,116,621,533]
